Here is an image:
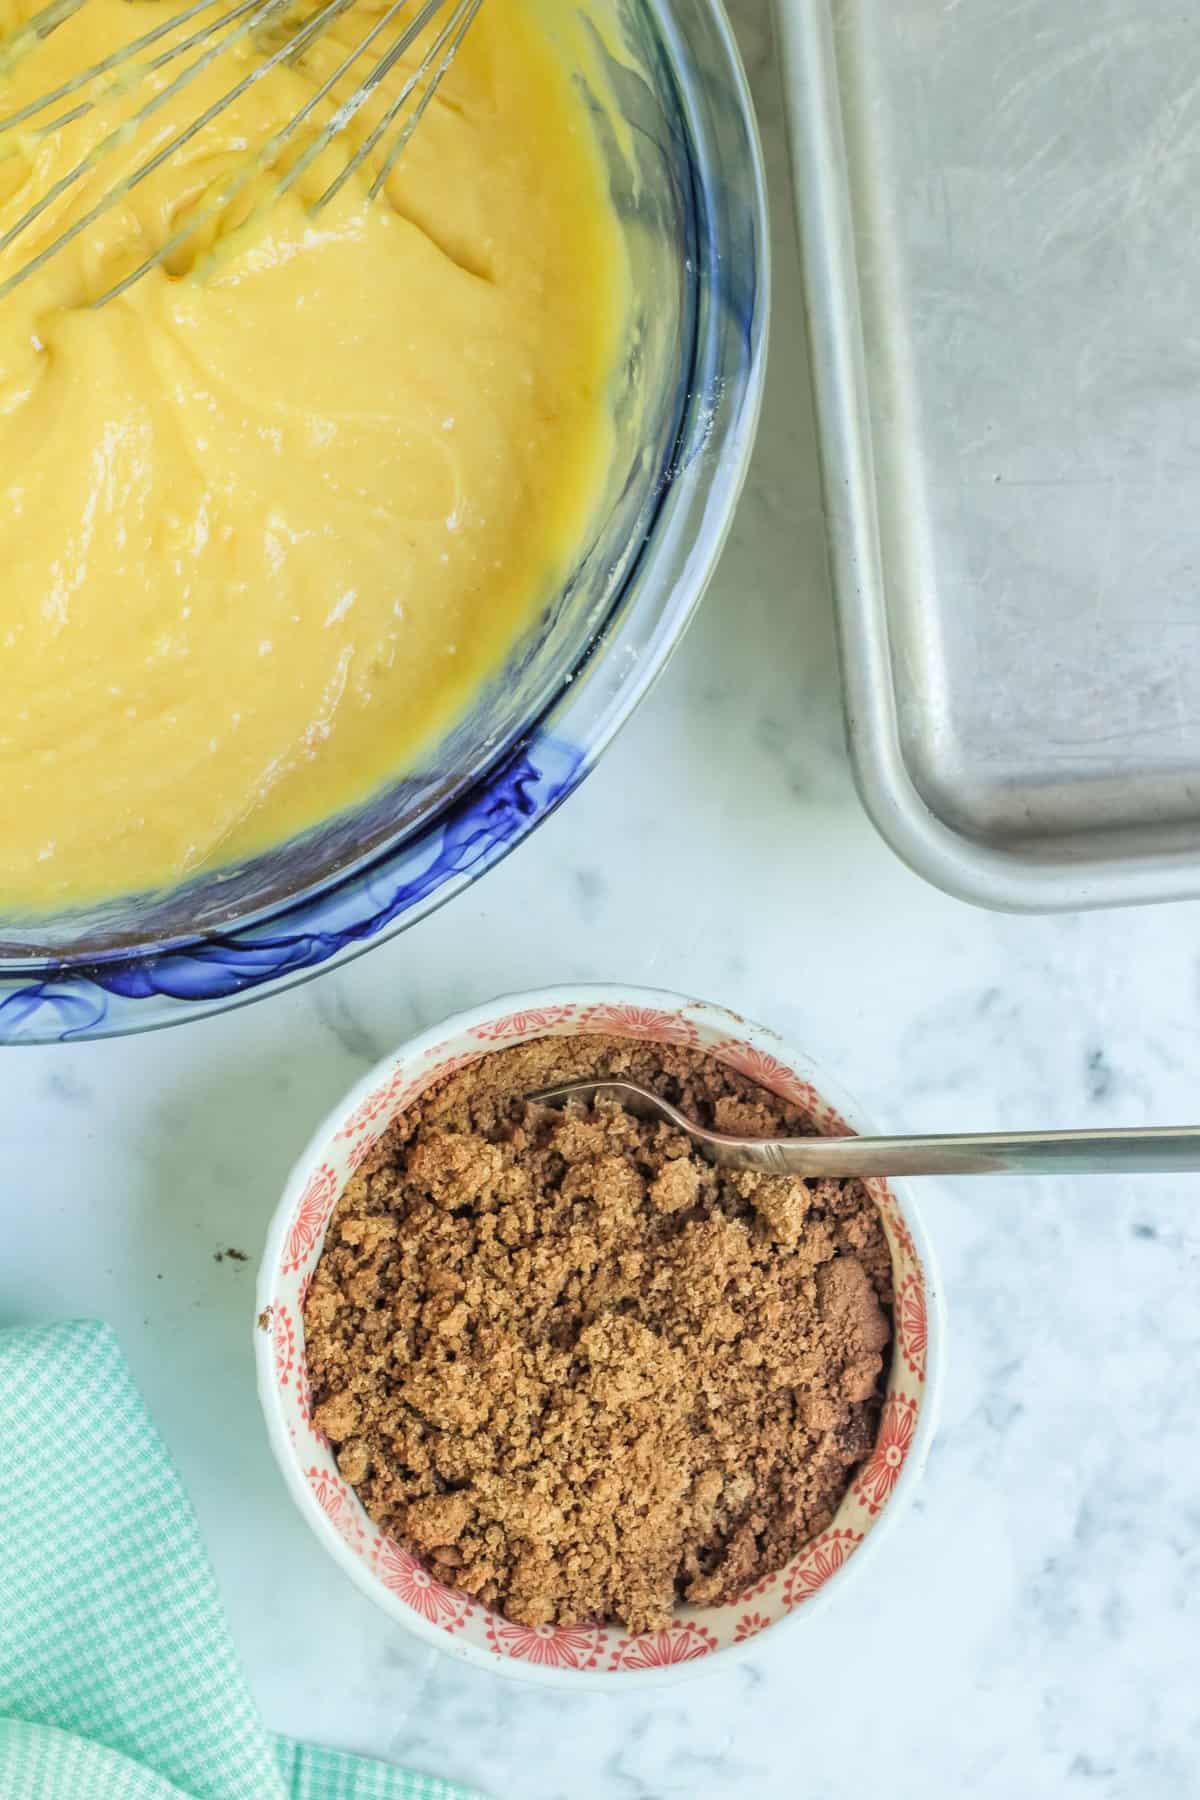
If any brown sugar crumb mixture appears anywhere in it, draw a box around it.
[304,1036,893,1636]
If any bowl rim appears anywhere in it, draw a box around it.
[0,0,771,1044]
[255,983,946,1690]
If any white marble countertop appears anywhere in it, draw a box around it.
[4,5,1199,1795]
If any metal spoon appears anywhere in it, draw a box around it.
[528,1080,1200,1178]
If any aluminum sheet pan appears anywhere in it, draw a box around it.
[774,0,1200,910]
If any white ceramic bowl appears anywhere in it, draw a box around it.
[256,986,944,1689]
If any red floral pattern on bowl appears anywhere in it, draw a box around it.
[257,987,941,1687]
[470,1005,579,1041]
[853,1393,920,1516]
[336,1070,414,1143]
[710,1038,856,1136]
[744,1567,784,1601]
[709,1039,826,1121]
[577,1002,700,1046]
[272,1304,295,1388]
[305,1466,365,1551]
[374,1539,474,1633]
[874,1187,919,1267]
[283,1165,340,1273]
[782,1529,864,1608]
[898,1271,928,1381]
[295,1364,319,1434]
[485,1617,607,1670]
[608,1621,718,1671]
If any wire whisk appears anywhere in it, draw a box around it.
[0,0,483,304]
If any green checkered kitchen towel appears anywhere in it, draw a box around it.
[0,1320,485,1800]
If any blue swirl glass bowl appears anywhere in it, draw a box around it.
[0,0,768,1043]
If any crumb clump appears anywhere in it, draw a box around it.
[304,1035,892,1636]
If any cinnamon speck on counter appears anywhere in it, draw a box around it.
[304,1036,892,1636]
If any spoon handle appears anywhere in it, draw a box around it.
[730,1127,1200,1179]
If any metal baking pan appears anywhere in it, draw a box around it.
[774,0,1200,911]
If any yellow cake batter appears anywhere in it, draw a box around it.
[0,0,625,908]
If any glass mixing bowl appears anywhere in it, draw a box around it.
[0,0,768,1042]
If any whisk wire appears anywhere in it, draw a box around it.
[365,0,478,198]
[270,0,442,211]
[36,0,267,137]
[317,0,476,210]
[0,0,221,133]
[0,0,481,300]
[91,0,418,305]
[0,0,294,284]
[0,0,87,81]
